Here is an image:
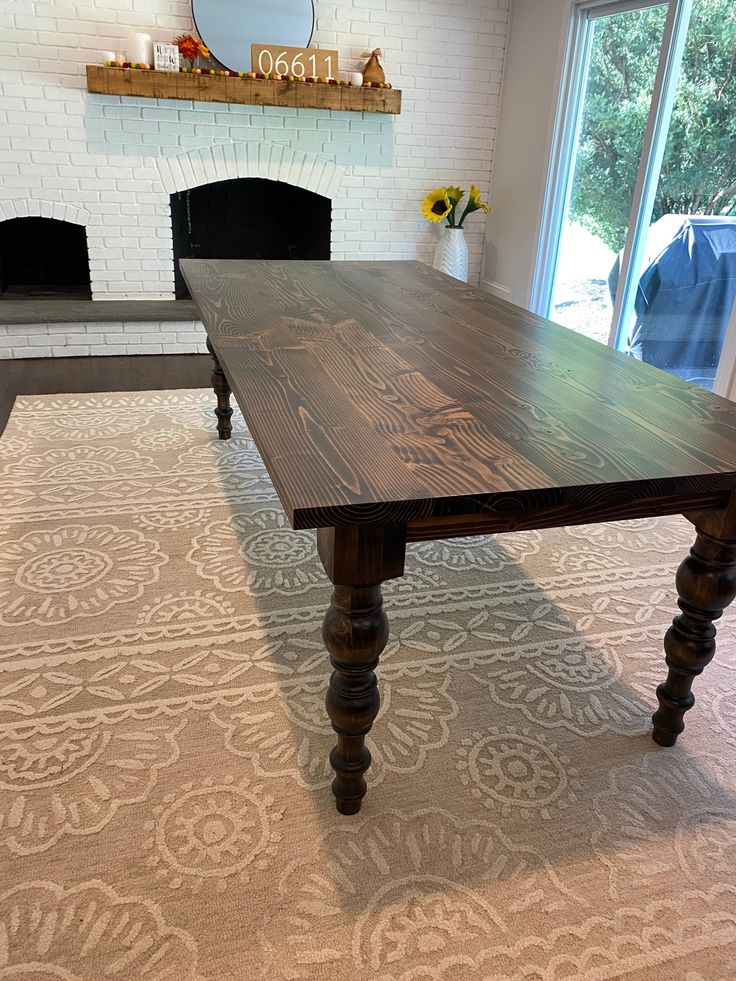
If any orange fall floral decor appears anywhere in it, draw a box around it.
[174,33,209,62]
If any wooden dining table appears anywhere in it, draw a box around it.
[182,258,736,815]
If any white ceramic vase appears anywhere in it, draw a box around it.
[432,226,468,282]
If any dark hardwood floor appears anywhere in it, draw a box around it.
[0,354,211,436]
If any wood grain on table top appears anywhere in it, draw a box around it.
[181,259,736,529]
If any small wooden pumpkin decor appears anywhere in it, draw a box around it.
[360,48,385,85]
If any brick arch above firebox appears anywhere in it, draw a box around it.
[0,199,91,227]
[155,142,345,201]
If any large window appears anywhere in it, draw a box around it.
[535,0,736,392]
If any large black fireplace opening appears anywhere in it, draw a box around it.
[0,217,91,299]
[171,178,331,299]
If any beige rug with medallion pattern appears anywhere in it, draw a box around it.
[1,389,735,980]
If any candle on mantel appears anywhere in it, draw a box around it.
[128,33,154,65]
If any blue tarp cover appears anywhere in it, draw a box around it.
[626,215,736,371]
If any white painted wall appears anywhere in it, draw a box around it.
[481,0,571,307]
[0,0,509,326]
[713,299,736,401]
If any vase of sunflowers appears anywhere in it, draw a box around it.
[421,185,491,282]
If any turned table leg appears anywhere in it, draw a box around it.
[323,584,387,814]
[317,524,406,814]
[653,515,736,747]
[206,336,233,440]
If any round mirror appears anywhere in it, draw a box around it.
[193,0,315,75]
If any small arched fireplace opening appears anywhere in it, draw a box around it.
[0,217,92,299]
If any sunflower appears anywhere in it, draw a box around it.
[444,186,465,225]
[455,184,491,227]
[468,184,491,214]
[421,188,452,223]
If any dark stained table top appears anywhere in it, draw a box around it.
[181,259,736,530]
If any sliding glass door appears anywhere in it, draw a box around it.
[535,0,736,392]
[549,3,668,344]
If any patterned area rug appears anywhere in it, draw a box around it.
[1,389,735,980]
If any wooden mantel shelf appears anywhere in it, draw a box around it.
[86,65,401,114]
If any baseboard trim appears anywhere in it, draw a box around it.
[479,278,513,300]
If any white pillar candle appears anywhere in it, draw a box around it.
[128,33,153,65]
[101,50,116,64]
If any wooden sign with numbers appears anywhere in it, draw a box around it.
[251,44,338,78]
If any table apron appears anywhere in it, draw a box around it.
[405,489,731,542]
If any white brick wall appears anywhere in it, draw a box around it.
[0,0,508,354]
[0,320,207,359]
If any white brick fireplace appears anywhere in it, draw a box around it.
[0,0,509,356]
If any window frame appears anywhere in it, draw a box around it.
[530,0,693,354]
